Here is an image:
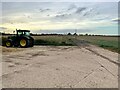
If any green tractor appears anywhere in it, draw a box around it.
[5,30,34,48]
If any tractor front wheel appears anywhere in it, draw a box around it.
[19,39,28,48]
[5,40,13,47]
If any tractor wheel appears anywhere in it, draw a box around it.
[19,38,28,48]
[5,40,13,47]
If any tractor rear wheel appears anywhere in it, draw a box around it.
[19,38,28,48]
[5,40,13,47]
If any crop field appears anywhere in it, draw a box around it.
[33,35,75,46]
[77,36,120,53]
[1,35,120,53]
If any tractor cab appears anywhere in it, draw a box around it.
[16,30,30,36]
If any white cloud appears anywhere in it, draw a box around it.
[1,2,118,35]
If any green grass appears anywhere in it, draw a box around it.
[90,40,119,53]
[33,36,75,46]
[77,36,120,53]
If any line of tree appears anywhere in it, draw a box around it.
[1,32,119,37]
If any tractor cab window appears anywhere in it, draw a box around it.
[24,32,30,36]
[17,32,23,36]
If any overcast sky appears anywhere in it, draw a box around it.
[1,2,119,35]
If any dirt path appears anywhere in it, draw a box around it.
[1,44,119,88]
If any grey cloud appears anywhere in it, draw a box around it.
[39,8,50,12]
[83,8,93,16]
[93,16,110,21]
[57,4,76,14]
[75,7,87,14]
[112,18,120,22]
[53,7,95,22]
[83,12,89,16]
[55,13,71,19]
[0,27,8,30]
[47,14,50,16]
[96,12,100,15]
[68,4,77,11]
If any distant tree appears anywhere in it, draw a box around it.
[30,33,33,35]
[73,33,77,36]
[67,32,72,35]
[85,33,88,36]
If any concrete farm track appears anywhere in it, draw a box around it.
[1,42,119,88]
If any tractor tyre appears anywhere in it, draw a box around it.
[5,40,13,47]
[19,38,28,48]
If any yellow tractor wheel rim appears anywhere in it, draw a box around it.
[6,41,11,47]
[20,39,26,47]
